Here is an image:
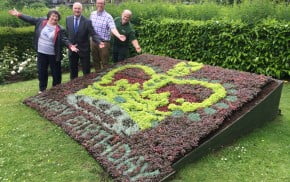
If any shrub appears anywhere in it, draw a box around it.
[0,45,22,83]
[0,26,34,58]
[30,2,47,8]
[0,45,69,84]
[137,18,290,78]
[229,0,276,24]
[6,0,48,9]
[275,3,290,22]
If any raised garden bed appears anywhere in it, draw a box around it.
[24,54,283,181]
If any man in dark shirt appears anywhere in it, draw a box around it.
[112,10,141,62]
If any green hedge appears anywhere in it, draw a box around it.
[0,26,34,57]
[137,19,290,78]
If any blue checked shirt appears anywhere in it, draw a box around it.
[90,10,116,41]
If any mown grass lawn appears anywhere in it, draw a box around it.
[0,74,289,182]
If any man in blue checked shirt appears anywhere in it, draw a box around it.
[90,0,126,72]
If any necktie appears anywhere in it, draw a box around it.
[74,17,79,33]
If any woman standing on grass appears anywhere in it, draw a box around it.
[8,9,79,93]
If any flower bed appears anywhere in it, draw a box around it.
[24,54,277,181]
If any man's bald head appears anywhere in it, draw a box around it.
[122,9,132,17]
[121,9,132,25]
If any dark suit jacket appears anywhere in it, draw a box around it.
[66,15,101,57]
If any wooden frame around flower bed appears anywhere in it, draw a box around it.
[24,54,283,182]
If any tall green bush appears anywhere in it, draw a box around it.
[0,46,37,84]
[0,45,70,84]
[137,19,290,78]
[0,26,34,57]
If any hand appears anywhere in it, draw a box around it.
[99,42,105,49]
[70,44,79,52]
[118,35,126,42]
[135,46,142,53]
[8,8,20,17]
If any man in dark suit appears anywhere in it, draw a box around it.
[66,2,104,80]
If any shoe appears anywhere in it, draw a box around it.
[38,91,42,94]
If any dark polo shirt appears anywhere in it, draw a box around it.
[113,17,136,47]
